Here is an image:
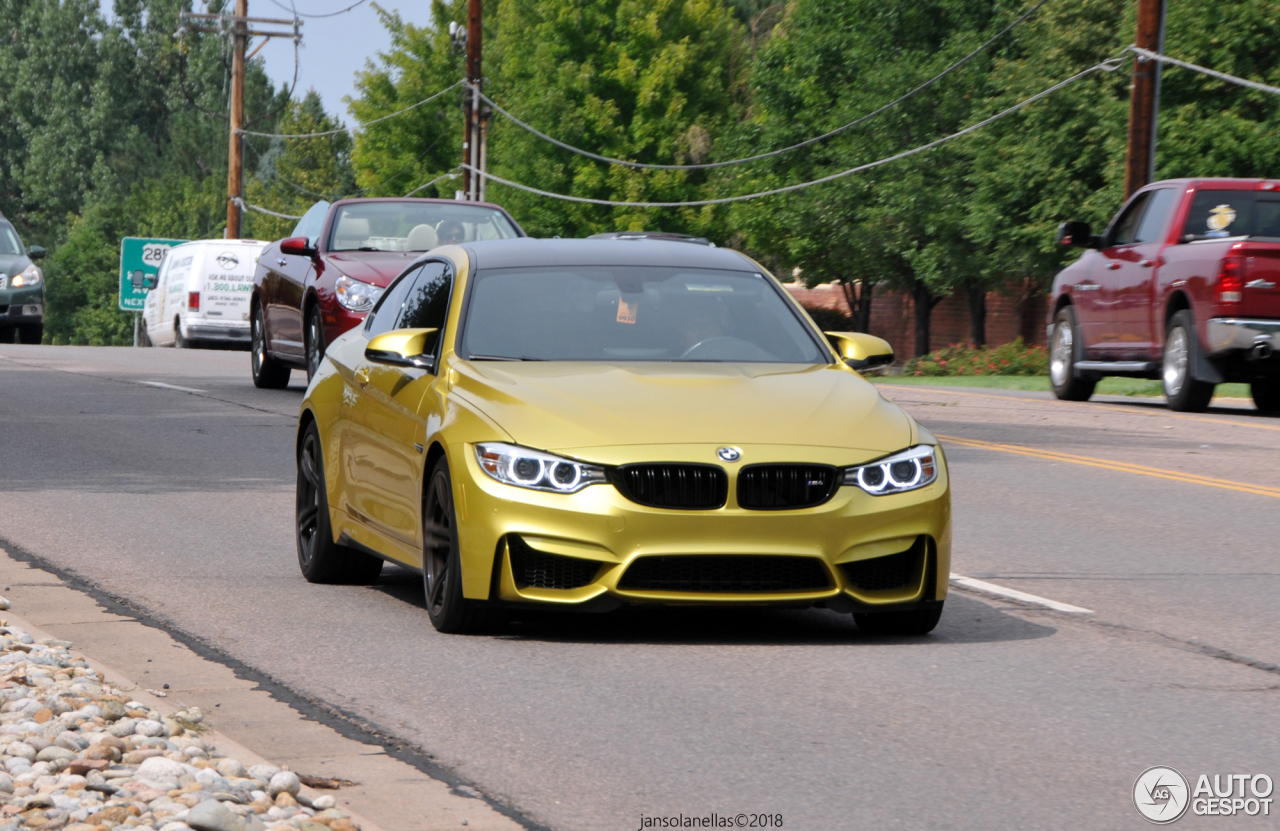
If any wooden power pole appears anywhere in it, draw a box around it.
[227,0,248,239]
[1124,0,1166,198]
[179,9,300,238]
[462,0,482,200]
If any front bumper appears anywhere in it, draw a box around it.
[452,444,952,610]
[0,295,43,324]
[1205,318,1280,355]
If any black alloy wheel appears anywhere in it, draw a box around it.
[295,423,382,584]
[1252,378,1280,414]
[1049,306,1096,401]
[422,458,491,634]
[251,303,291,389]
[305,305,325,382]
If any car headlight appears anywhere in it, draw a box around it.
[11,263,41,288]
[844,445,938,495]
[334,274,383,312]
[475,443,606,493]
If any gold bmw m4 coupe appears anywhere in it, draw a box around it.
[294,238,951,635]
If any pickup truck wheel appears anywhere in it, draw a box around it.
[1049,307,1096,401]
[1252,379,1280,414]
[296,423,383,584]
[251,304,292,389]
[1163,311,1214,412]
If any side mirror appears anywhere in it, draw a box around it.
[365,328,439,371]
[826,331,894,372]
[27,246,45,261]
[280,236,317,258]
[130,270,145,290]
[142,273,158,290]
[1057,220,1099,249]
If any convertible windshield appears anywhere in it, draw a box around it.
[459,266,826,363]
[328,202,520,252]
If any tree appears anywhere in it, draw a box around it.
[349,1,469,200]
[728,0,1003,354]
[486,0,746,238]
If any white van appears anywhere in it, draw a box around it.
[142,239,266,348]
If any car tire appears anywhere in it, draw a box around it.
[1163,310,1214,412]
[1252,378,1280,414]
[174,317,190,349]
[422,457,490,634]
[853,603,944,636]
[295,423,383,584]
[251,303,291,389]
[1049,306,1096,401]
[0,325,14,344]
[140,323,153,347]
[16,324,42,345]
[305,304,325,383]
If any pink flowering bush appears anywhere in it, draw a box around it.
[904,338,1048,376]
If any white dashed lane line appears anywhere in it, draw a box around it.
[950,574,1094,614]
[139,381,207,394]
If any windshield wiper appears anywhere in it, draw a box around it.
[467,354,546,362]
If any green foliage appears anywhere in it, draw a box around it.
[350,1,468,199]
[904,338,1048,376]
[486,0,746,237]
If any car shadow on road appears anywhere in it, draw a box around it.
[371,566,1055,646]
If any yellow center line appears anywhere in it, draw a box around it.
[880,383,1280,434]
[938,434,1280,500]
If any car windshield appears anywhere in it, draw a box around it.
[459,266,827,363]
[0,224,23,256]
[328,202,520,252]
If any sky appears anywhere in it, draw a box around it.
[238,0,435,119]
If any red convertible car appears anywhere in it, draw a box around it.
[250,197,525,387]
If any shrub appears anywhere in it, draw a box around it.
[802,306,854,332]
[904,338,1048,376]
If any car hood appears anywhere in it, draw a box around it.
[0,255,33,277]
[449,361,912,459]
[323,251,422,287]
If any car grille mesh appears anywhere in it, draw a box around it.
[612,464,727,510]
[839,540,922,592]
[619,556,832,593]
[508,537,600,590]
[737,464,840,510]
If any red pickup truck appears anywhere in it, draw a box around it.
[1050,178,1280,412]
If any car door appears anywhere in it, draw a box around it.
[265,251,312,359]
[329,264,428,557]
[1086,192,1152,354]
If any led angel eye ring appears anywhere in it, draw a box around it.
[510,456,544,484]
[551,462,580,489]
[888,459,920,487]
[858,465,888,492]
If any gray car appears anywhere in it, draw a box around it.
[0,214,45,344]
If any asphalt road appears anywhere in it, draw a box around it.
[3,344,1280,830]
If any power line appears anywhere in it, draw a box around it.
[265,0,368,17]
[404,169,462,197]
[238,80,464,138]
[1129,46,1280,97]
[234,197,302,220]
[466,57,1125,208]
[477,0,1055,171]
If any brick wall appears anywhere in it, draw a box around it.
[785,283,1047,359]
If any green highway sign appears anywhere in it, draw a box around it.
[119,237,187,312]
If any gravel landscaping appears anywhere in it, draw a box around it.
[0,598,362,831]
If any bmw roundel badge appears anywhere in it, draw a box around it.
[716,446,742,462]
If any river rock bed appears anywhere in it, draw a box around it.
[0,605,361,831]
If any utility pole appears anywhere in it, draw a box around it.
[178,10,301,235]
[1124,0,1166,198]
[462,0,482,200]
[227,0,248,239]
